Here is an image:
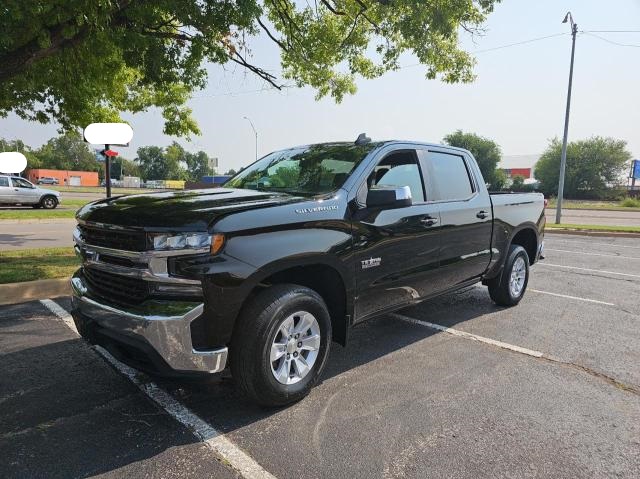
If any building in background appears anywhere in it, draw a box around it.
[500,155,540,184]
[25,168,99,186]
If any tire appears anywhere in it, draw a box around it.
[230,284,332,407]
[487,244,530,306]
[40,195,58,209]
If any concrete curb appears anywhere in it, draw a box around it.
[0,278,71,305]
[546,229,640,239]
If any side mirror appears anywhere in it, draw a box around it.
[366,185,412,209]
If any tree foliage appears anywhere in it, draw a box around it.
[534,137,632,199]
[1,0,499,136]
[32,131,101,173]
[510,175,525,191]
[135,141,214,181]
[443,130,504,190]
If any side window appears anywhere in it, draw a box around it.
[426,151,474,201]
[368,150,425,203]
[12,177,33,188]
[0,177,9,187]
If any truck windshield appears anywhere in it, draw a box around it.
[225,143,376,196]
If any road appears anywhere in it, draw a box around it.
[545,207,640,226]
[1,233,639,478]
[0,219,76,250]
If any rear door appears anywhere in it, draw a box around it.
[419,148,493,289]
[353,147,442,321]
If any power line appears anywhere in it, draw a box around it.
[472,32,568,54]
[582,30,640,33]
[399,32,568,69]
[582,31,640,48]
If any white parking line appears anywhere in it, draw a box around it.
[545,248,640,260]
[40,299,78,334]
[390,313,544,358]
[528,289,614,306]
[39,299,277,479]
[538,263,640,279]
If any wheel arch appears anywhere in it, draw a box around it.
[243,257,353,346]
[509,224,539,265]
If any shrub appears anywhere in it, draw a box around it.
[620,198,640,208]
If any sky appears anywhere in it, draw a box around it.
[1,0,639,174]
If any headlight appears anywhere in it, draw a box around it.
[152,233,212,250]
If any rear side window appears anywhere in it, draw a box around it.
[426,151,474,201]
[0,177,8,187]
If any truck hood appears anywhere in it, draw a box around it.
[76,188,302,230]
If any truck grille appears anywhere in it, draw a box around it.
[83,267,150,306]
[79,224,147,251]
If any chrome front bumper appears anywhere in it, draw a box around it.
[71,273,227,374]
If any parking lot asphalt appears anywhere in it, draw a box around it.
[1,233,639,478]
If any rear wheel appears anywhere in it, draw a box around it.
[231,284,332,407]
[40,195,58,209]
[487,244,529,306]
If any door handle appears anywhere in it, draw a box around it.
[476,210,489,219]
[420,216,439,227]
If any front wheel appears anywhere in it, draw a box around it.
[487,244,530,306]
[230,284,332,407]
[40,195,58,209]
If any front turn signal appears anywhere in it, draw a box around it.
[210,234,225,255]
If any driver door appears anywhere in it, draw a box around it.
[352,148,442,321]
[10,177,40,204]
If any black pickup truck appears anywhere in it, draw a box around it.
[71,137,545,406]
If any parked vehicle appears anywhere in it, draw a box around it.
[100,178,123,187]
[71,137,545,406]
[37,177,60,185]
[0,175,61,209]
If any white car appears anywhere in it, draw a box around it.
[0,175,61,209]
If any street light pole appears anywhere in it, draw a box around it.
[243,116,258,162]
[555,12,578,224]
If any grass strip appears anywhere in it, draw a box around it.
[546,223,640,233]
[0,209,78,220]
[0,247,79,284]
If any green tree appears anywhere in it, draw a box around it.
[135,146,168,181]
[111,157,141,179]
[33,131,101,173]
[224,169,237,176]
[185,150,213,181]
[443,130,503,190]
[493,168,507,191]
[1,1,499,136]
[510,175,525,191]
[534,137,632,199]
[1,138,41,170]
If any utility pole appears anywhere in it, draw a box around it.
[243,116,258,162]
[104,144,111,198]
[555,12,578,224]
